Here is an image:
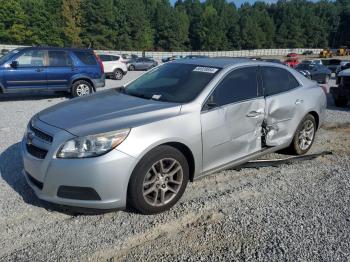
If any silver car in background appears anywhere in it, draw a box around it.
[127,57,158,71]
[22,58,327,214]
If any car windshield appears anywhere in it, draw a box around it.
[124,63,220,103]
[0,49,21,65]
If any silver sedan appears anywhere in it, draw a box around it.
[22,58,327,214]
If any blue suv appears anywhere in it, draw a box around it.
[0,47,105,97]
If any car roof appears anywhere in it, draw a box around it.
[172,57,253,68]
[339,68,350,77]
[18,46,93,52]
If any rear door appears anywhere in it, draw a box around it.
[201,66,265,172]
[46,50,74,90]
[3,49,46,91]
[136,58,146,70]
[261,66,305,146]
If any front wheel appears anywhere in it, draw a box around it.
[288,114,316,155]
[127,145,189,214]
[71,80,93,97]
[129,65,135,71]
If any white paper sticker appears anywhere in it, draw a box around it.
[152,94,162,100]
[193,66,218,74]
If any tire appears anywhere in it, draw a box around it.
[127,145,189,214]
[129,65,135,71]
[334,97,348,107]
[288,114,317,155]
[113,69,124,80]
[71,80,93,97]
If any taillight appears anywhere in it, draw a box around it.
[94,53,104,73]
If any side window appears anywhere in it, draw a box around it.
[16,50,45,67]
[73,51,97,65]
[212,67,259,107]
[111,55,120,61]
[48,51,72,67]
[261,67,300,96]
[99,55,110,61]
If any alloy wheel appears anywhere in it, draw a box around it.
[298,119,315,150]
[76,84,91,96]
[115,70,123,80]
[142,158,183,207]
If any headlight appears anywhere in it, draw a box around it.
[57,129,130,158]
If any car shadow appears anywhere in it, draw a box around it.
[0,142,119,216]
[0,92,70,102]
[326,94,350,111]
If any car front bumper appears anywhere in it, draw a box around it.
[22,131,137,210]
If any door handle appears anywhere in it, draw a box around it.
[36,68,44,72]
[71,67,78,71]
[295,99,304,105]
[246,110,263,118]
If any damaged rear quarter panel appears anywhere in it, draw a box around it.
[264,83,324,146]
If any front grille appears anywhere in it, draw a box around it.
[26,144,48,159]
[57,186,101,201]
[30,124,53,143]
[26,172,43,190]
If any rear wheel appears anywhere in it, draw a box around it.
[71,80,93,97]
[127,145,189,214]
[113,69,124,80]
[129,65,135,71]
[288,114,316,155]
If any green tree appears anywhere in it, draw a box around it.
[61,0,82,47]
[199,5,227,50]
[114,0,153,50]
[20,0,64,46]
[80,0,116,49]
[0,0,29,44]
[153,1,189,50]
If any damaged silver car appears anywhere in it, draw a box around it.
[22,58,327,214]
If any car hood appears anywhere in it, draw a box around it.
[339,68,350,77]
[38,89,181,136]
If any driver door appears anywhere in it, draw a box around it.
[201,66,265,173]
[4,49,47,91]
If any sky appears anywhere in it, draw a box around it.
[170,0,278,7]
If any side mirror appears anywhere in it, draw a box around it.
[10,61,18,68]
[206,102,218,110]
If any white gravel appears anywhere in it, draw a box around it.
[0,73,349,261]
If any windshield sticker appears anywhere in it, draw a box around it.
[193,66,218,74]
[152,94,162,100]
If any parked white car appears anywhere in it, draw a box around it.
[98,54,128,80]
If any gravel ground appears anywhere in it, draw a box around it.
[0,73,349,261]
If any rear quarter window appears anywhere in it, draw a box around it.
[73,51,97,65]
[261,67,300,96]
[110,55,120,61]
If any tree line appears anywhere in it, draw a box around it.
[0,0,349,51]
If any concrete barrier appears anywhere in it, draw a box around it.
[0,44,322,61]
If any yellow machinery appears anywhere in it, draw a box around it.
[319,48,333,58]
[337,46,350,56]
